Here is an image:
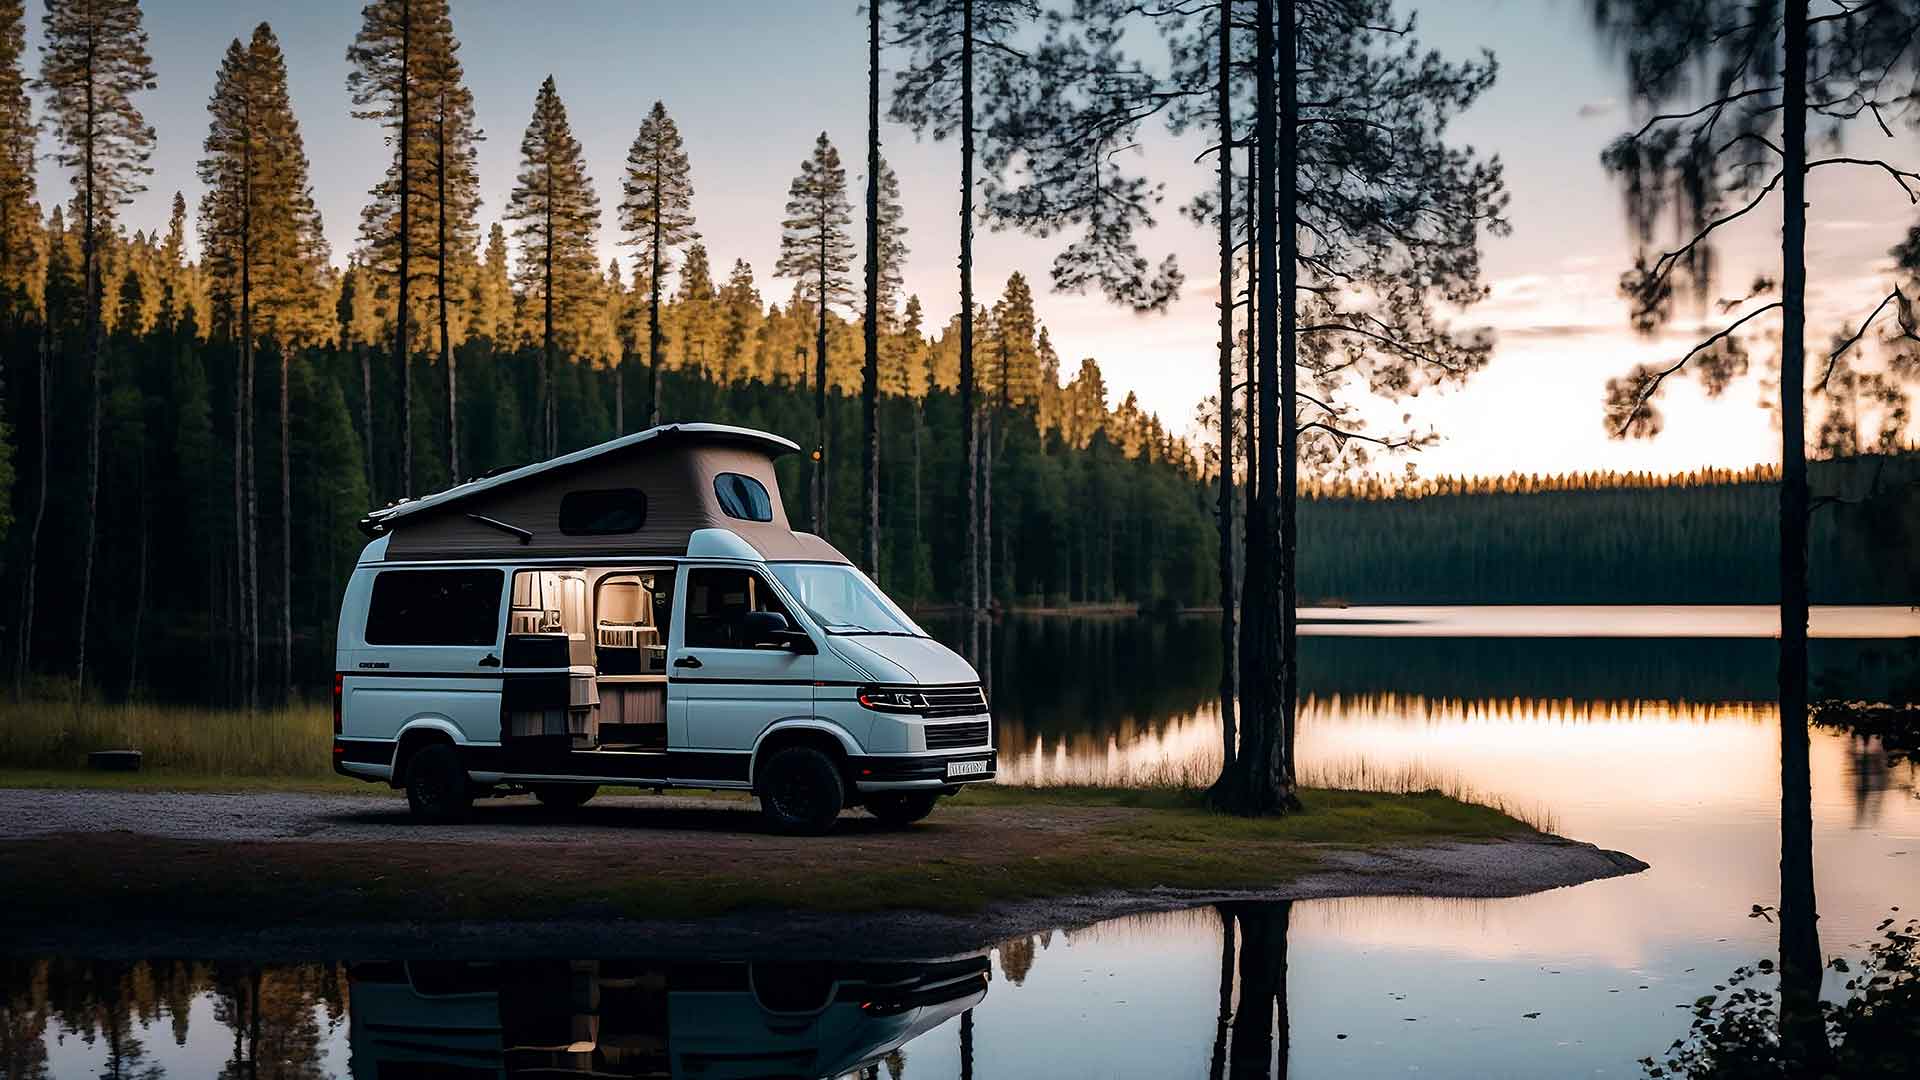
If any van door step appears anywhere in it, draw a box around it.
[593,744,667,754]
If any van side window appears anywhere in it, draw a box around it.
[684,568,794,649]
[365,569,504,646]
[713,473,774,522]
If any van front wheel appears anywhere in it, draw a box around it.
[404,744,472,824]
[862,791,939,828]
[758,747,845,836]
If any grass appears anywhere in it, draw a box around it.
[0,700,333,778]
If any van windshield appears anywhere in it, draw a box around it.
[767,563,925,637]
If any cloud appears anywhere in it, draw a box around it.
[1576,99,1619,119]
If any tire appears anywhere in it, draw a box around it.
[758,746,846,836]
[862,791,940,828]
[404,743,473,824]
[532,783,597,810]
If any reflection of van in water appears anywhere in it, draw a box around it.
[347,955,989,1079]
[333,424,995,834]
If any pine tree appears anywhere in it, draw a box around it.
[505,76,600,458]
[199,24,327,706]
[0,0,37,697]
[0,0,33,307]
[619,100,696,428]
[776,132,855,536]
[420,3,479,480]
[864,0,884,577]
[473,222,513,344]
[36,0,157,698]
[889,0,1037,658]
[349,0,472,495]
[718,258,761,382]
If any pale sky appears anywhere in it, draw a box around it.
[21,0,1917,478]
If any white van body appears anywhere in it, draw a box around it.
[332,424,994,831]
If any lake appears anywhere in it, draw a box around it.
[7,607,1918,1078]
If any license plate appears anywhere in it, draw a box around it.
[945,758,990,779]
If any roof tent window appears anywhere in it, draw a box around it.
[559,488,648,536]
[366,569,503,646]
[714,473,774,522]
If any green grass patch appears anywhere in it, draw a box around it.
[0,701,333,778]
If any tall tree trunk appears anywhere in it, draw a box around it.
[1228,903,1292,1080]
[16,328,48,699]
[862,0,882,578]
[1219,0,1296,815]
[1275,0,1301,799]
[648,199,663,427]
[76,87,100,699]
[397,0,414,497]
[814,252,829,538]
[280,347,292,702]
[1216,0,1239,773]
[1207,907,1236,1080]
[961,0,979,664]
[242,122,259,711]
[359,344,376,503]
[1776,1,1824,1066]
[544,175,557,458]
[438,99,457,481]
[127,495,148,698]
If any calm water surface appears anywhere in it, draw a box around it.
[8,607,1918,1078]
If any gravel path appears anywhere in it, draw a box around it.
[0,787,775,844]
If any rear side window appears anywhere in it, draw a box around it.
[559,488,648,535]
[365,570,503,646]
[713,473,773,522]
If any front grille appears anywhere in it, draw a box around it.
[919,685,988,718]
[925,720,990,750]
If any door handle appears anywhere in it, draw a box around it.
[672,655,703,670]
[478,653,501,668]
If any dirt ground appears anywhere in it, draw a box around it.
[0,787,1647,960]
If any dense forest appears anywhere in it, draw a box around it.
[1296,455,1920,605]
[0,2,1910,708]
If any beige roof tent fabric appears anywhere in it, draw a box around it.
[360,423,846,563]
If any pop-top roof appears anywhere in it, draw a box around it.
[359,422,800,536]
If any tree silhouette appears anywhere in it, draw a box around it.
[890,0,1040,658]
[36,0,156,699]
[506,76,600,458]
[1590,0,1920,1064]
[620,101,697,429]
[776,132,855,535]
[200,23,326,706]
[976,0,1508,813]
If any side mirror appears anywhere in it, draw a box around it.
[742,610,816,653]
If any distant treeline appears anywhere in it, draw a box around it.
[1297,453,1920,605]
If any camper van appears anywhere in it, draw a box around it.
[333,423,995,834]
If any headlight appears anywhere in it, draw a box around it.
[857,686,926,712]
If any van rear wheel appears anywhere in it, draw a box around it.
[862,791,940,828]
[758,746,845,836]
[404,744,472,824]
[532,784,597,810]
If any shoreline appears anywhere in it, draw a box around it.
[0,786,1644,960]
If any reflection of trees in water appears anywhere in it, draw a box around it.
[0,959,347,1080]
